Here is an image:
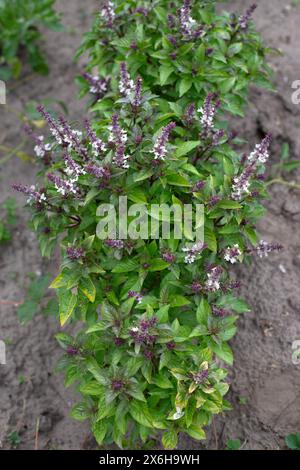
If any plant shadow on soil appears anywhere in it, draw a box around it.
[1,0,300,450]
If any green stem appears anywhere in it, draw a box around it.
[0,141,28,165]
[266,178,300,190]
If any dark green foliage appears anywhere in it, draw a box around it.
[0,0,62,79]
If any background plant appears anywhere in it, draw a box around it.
[285,433,300,451]
[17,273,57,324]
[0,0,62,80]
[0,197,17,244]
[76,0,275,118]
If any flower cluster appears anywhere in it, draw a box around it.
[212,306,229,318]
[198,93,220,137]
[108,114,130,169]
[128,291,143,304]
[238,4,257,30]
[47,173,77,196]
[105,239,124,249]
[205,266,223,292]
[161,250,176,264]
[193,368,209,385]
[66,246,84,260]
[192,180,205,192]
[34,136,52,158]
[100,0,115,28]
[182,241,206,264]
[178,0,204,40]
[224,245,242,264]
[24,125,52,159]
[129,317,158,345]
[248,134,271,164]
[151,122,176,161]
[183,103,195,126]
[64,153,86,179]
[85,120,107,157]
[167,14,176,30]
[134,7,149,17]
[37,106,88,160]
[119,62,134,97]
[132,76,143,109]
[255,240,283,258]
[232,135,271,200]
[85,163,110,180]
[82,72,109,97]
[111,379,124,391]
[12,183,46,205]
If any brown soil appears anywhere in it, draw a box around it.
[1,0,300,450]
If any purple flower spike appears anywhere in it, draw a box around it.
[58,115,88,161]
[82,72,110,98]
[238,4,257,30]
[224,244,242,264]
[167,14,176,29]
[108,114,130,169]
[12,183,46,205]
[205,266,223,292]
[248,134,272,164]
[105,239,124,249]
[119,62,134,97]
[190,281,202,293]
[37,105,66,147]
[24,125,52,159]
[151,122,176,161]
[144,350,153,359]
[128,290,143,304]
[132,76,143,109]
[47,173,77,196]
[178,0,204,40]
[100,1,116,28]
[198,93,220,137]
[168,35,177,47]
[184,103,195,126]
[232,135,272,201]
[212,306,229,318]
[134,7,149,16]
[255,240,283,258]
[182,241,206,264]
[64,153,86,178]
[85,119,107,157]
[85,163,111,180]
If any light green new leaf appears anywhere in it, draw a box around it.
[92,421,108,446]
[79,276,96,303]
[59,289,77,326]
[175,141,200,158]
[162,430,178,450]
